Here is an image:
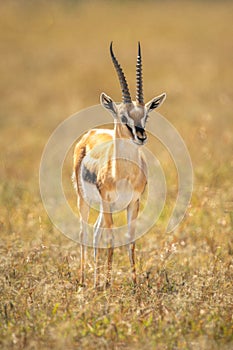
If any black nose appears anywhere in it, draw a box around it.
[135,126,147,142]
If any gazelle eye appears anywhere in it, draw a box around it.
[121,115,127,124]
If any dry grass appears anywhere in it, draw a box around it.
[0,1,233,349]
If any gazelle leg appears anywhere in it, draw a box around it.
[106,246,114,287]
[128,242,136,285]
[127,200,139,286]
[78,196,89,286]
[103,208,114,288]
[80,231,85,285]
[93,200,113,289]
[93,211,103,288]
[106,214,114,287]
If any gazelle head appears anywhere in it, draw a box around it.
[101,42,166,145]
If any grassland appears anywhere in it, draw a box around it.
[0,1,233,349]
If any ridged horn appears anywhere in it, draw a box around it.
[110,42,132,104]
[136,42,144,105]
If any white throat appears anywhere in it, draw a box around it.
[112,124,141,179]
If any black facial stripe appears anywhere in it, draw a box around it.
[82,165,97,184]
[126,123,134,138]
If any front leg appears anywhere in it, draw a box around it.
[93,200,113,289]
[93,211,103,289]
[127,199,139,286]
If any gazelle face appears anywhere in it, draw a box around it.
[101,92,166,146]
[118,102,147,145]
[100,42,166,145]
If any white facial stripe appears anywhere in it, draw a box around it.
[141,110,147,128]
[128,116,135,127]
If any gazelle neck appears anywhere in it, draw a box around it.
[112,121,140,178]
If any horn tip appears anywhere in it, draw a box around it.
[110,41,113,55]
[138,41,141,55]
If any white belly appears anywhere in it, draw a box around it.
[80,178,140,213]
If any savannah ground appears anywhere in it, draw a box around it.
[0,1,232,349]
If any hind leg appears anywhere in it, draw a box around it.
[78,195,90,285]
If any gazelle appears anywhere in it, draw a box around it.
[73,42,166,288]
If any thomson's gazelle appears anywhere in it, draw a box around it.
[73,43,166,288]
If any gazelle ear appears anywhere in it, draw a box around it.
[100,92,117,118]
[145,93,166,114]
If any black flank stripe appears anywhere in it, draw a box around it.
[82,165,97,184]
